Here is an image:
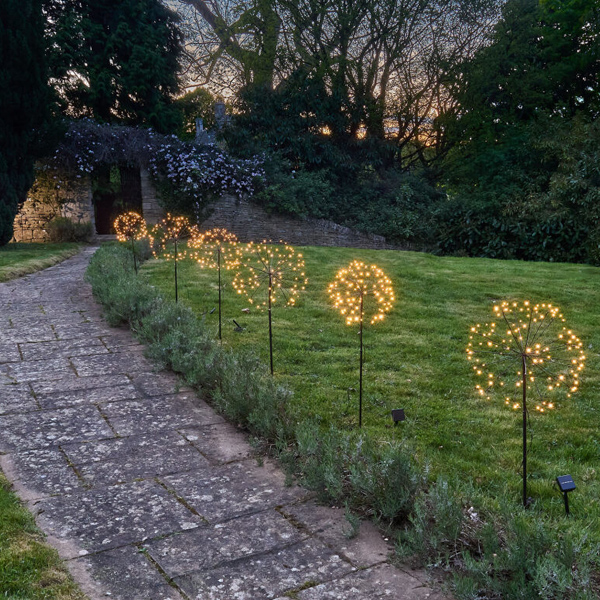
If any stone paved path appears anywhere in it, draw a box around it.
[0,248,444,600]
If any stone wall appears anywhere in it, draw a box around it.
[140,169,164,225]
[12,169,163,242]
[200,194,388,249]
[14,169,389,250]
[12,174,95,242]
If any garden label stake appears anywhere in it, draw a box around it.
[114,212,148,274]
[190,228,239,340]
[467,301,586,506]
[233,240,306,374]
[328,261,395,427]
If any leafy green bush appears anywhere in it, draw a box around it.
[253,158,334,219]
[437,204,592,263]
[46,216,93,243]
[251,153,444,248]
[454,514,599,600]
[347,168,444,247]
[290,423,418,523]
[398,478,464,562]
[398,484,599,600]
[348,437,418,523]
[85,244,158,326]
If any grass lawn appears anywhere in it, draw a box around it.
[142,246,600,532]
[0,243,81,282]
[0,475,85,599]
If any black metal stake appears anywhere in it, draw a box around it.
[268,271,274,375]
[217,248,222,340]
[563,492,570,516]
[359,293,364,428]
[131,236,138,274]
[522,354,527,507]
[174,238,179,303]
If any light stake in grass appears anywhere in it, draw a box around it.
[232,240,307,374]
[153,214,193,303]
[467,300,586,507]
[190,227,239,340]
[328,260,395,428]
[114,211,148,274]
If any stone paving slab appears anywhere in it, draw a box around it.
[19,338,109,361]
[71,545,185,600]
[62,431,211,487]
[53,321,115,341]
[30,373,132,396]
[36,480,203,557]
[179,423,254,464]
[292,564,445,600]
[0,383,38,414]
[36,382,140,410]
[0,343,21,363]
[71,351,150,377]
[99,332,145,352]
[160,460,309,523]
[0,324,57,344]
[145,510,306,578]
[1,314,56,328]
[129,371,188,397]
[0,405,114,452]
[1,448,84,498]
[100,394,225,436]
[175,538,355,600]
[280,500,391,568]
[6,357,76,383]
[0,249,446,600]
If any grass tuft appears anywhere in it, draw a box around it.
[0,475,86,599]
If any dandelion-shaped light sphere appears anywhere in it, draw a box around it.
[153,214,194,302]
[328,261,395,427]
[467,300,586,506]
[190,228,239,339]
[114,211,148,273]
[232,241,307,374]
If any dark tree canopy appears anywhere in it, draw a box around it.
[49,0,183,133]
[0,0,53,245]
[438,0,600,263]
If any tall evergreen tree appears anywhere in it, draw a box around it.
[49,0,183,133]
[0,0,53,246]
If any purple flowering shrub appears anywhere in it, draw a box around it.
[147,136,264,218]
[42,120,264,217]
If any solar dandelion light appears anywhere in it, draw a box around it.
[232,240,307,374]
[467,300,586,507]
[153,214,193,303]
[328,261,395,428]
[190,227,239,340]
[114,211,148,274]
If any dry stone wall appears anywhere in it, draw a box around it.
[12,175,95,242]
[14,169,389,250]
[201,194,388,250]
